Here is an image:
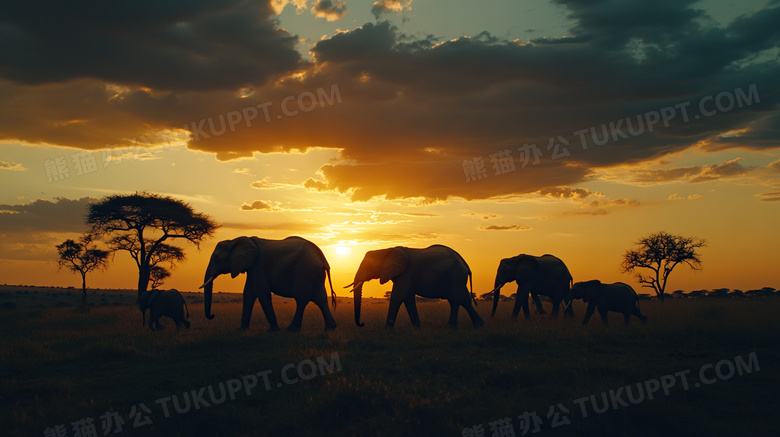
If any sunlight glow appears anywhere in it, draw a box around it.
[335,246,352,256]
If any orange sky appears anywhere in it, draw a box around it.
[1,0,778,297]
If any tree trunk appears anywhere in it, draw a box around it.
[137,264,150,301]
[81,272,87,303]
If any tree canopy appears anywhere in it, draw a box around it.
[87,192,219,297]
[621,231,707,301]
[56,234,111,301]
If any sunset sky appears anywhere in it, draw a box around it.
[1,0,778,298]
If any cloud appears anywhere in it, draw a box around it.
[617,158,754,185]
[270,0,309,15]
[538,187,594,199]
[478,225,532,231]
[0,1,303,91]
[1,2,779,202]
[626,166,703,184]
[690,158,752,183]
[668,193,702,200]
[769,160,780,172]
[0,197,96,233]
[240,200,282,211]
[481,214,501,220]
[757,192,780,202]
[0,160,26,171]
[562,197,641,216]
[312,1,348,21]
[371,0,413,19]
[251,178,299,190]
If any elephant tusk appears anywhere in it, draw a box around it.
[343,281,356,289]
[199,276,215,289]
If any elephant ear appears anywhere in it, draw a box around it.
[229,237,258,278]
[380,248,409,285]
[140,289,161,310]
[514,255,539,284]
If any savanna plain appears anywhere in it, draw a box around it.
[1,287,778,437]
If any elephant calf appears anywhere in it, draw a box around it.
[139,289,190,331]
[569,280,647,326]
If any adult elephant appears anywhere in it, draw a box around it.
[567,280,647,325]
[139,288,190,331]
[199,236,337,332]
[345,245,483,329]
[491,254,574,319]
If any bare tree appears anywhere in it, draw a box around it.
[87,192,218,298]
[56,234,111,302]
[621,231,707,301]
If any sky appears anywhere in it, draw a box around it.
[1,0,778,298]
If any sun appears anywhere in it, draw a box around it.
[335,246,352,256]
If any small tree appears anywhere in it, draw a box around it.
[621,231,707,301]
[56,234,111,302]
[87,192,218,299]
[149,266,172,290]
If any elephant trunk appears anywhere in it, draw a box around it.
[201,274,216,320]
[353,281,365,327]
[491,278,505,317]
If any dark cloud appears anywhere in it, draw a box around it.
[0,0,303,91]
[1,1,779,202]
[312,1,348,21]
[0,197,96,233]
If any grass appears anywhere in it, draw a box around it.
[1,293,779,436]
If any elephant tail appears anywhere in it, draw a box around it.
[327,268,337,309]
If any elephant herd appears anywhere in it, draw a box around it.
[140,235,647,332]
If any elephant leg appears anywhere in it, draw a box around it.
[286,299,307,332]
[549,297,561,318]
[240,289,259,331]
[463,300,484,328]
[582,302,596,325]
[532,293,546,315]
[404,297,421,328]
[312,293,337,331]
[598,307,609,325]
[386,290,404,328]
[562,298,575,318]
[634,308,648,324]
[512,290,531,319]
[447,301,459,329]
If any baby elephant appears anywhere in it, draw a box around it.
[569,280,647,325]
[139,289,190,331]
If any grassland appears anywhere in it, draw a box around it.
[1,287,778,437]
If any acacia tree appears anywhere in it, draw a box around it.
[56,234,111,302]
[87,192,218,298]
[149,266,172,290]
[621,231,707,301]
